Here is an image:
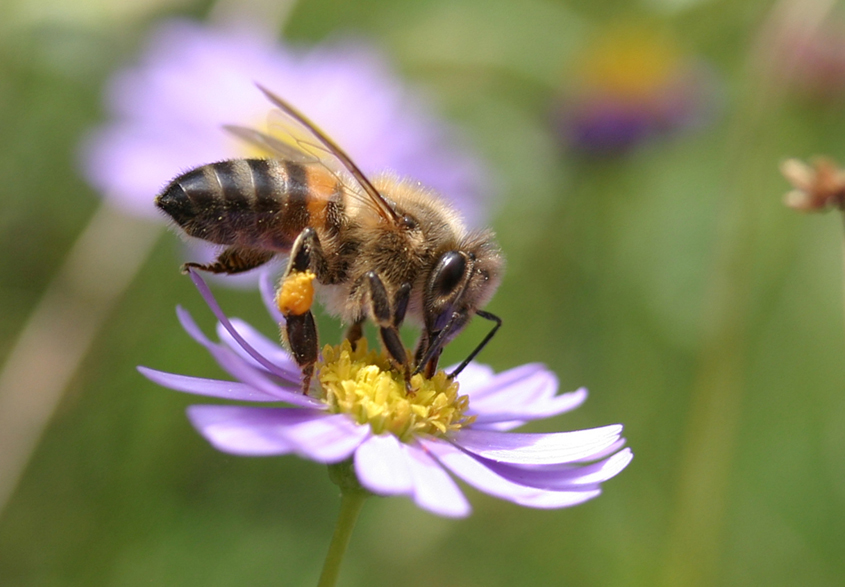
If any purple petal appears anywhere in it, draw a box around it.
[200,340,298,401]
[461,363,549,403]
[277,413,369,463]
[138,366,281,402]
[470,420,528,432]
[422,438,601,508]
[404,443,470,518]
[188,270,293,381]
[215,318,300,380]
[450,362,495,394]
[469,363,557,413]
[260,271,285,324]
[455,364,583,430]
[471,387,589,425]
[176,304,215,346]
[478,447,633,491]
[354,434,414,495]
[187,405,323,456]
[572,437,628,463]
[176,307,318,407]
[178,305,270,385]
[452,425,623,465]
[176,305,292,389]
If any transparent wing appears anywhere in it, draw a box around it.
[225,85,399,223]
[223,124,316,167]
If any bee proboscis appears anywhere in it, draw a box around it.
[156,86,503,392]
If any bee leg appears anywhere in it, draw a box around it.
[414,331,445,379]
[182,246,274,274]
[277,229,324,393]
[345,320,365,350]
[392,283,414,389]
[366,272,412,387]
[283,313,318,393]
[413,332,428,367]
[414,315,462,379]
[393,283,411,328]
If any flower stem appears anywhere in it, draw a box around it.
[317,491,367,587]
[662,2,834,584]
[0,203,161,519]
[840,212,845,337]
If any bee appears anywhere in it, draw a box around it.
[156,86,503,392]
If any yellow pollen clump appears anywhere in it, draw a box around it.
[277,271,316,316]
[317,340,476,443]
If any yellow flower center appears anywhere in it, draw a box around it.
[577,26,682,100]
[316,340,476,443]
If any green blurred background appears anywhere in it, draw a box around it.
[2,0,845,585]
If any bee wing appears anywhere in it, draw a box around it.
[223,124,317,167]
[227,84,400,224]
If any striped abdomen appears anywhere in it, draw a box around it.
[155,158,343,251]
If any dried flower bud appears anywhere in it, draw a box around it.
[781,157,845,211]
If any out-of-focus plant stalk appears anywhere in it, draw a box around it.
[660,1,835,586]
[840,214,845,336]
[0,0,299,522]
[0,204,161,517]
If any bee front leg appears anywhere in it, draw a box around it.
[345,320,365,350]
[365,272,413,386]
[346,281,408,352]
[277,229,325,393]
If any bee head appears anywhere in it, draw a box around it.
[419,231,503,368]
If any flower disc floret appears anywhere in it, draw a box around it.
[318,340,475,442]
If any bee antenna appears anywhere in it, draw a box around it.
[448,310,502,378]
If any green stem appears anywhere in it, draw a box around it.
[840,212,845,337]
[661,3,835,585]
[317,491,367,587]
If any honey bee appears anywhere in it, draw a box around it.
[156,86,503,392]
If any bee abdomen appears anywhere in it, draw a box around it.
[156,159,313,249]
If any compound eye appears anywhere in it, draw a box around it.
[430,251,466,298]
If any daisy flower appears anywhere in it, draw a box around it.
[140,271,632,517]
[554,24,719,155]
[80,19,489,224]
[769,13,845,102]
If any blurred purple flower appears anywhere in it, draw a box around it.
[139,272,632,517]
[771,16,845,101]
[555,25,719,155]
[80,19,489,223]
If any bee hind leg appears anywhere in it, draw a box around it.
[282,312,318,393]
[182,246,274,274]
[365,272,413,389]
[277,228,327,393]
